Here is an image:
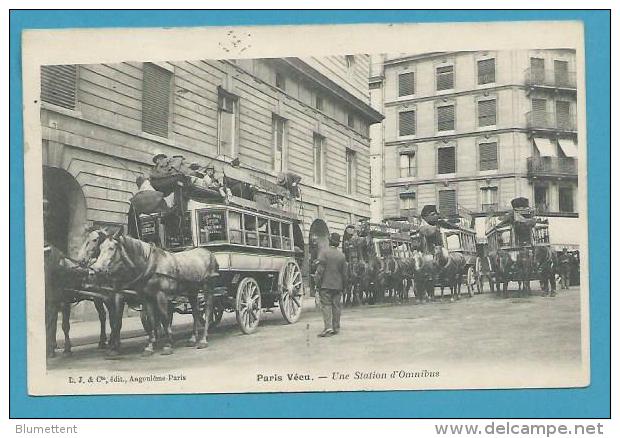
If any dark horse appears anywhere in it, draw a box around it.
[382,255,404,302]
[534,245,557,297]
[489,250,515,298]
[44,244,90,358]
[90,231,219,355]
[515,248,534,296]
[433,246,466,301]
[411,251,435,302]
[346,260,372,306]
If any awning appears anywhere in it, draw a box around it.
[558,138,578,158]
[533,137,557,157]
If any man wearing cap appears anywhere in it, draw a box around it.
[419,205,443,254]
[150,153,172,179]
[314,232,348,337]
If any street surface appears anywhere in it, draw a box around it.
[47,285,583,374]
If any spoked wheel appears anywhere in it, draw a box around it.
[278,260,304,324]
[466,266,476,297]
[235,277,262,334]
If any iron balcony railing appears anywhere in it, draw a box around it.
[526,111,577,132]
[527,157,578,178]
[524,68,576,89]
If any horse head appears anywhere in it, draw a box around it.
[90,229,136,275]
[77,227,108,267]
[433,246,449,268]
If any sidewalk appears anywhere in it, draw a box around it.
[57,296,319,348]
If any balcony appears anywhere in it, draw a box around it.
[526,111,577,133]
[527,157,578,179]
[524,68,576,90]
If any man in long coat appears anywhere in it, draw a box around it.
[314,233,348,337]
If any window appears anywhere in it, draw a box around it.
[554,60,569,87]
[498,229,512,247]
[531,98,547,126]
[313,133,325,184]
[399,151,416,178]
[244,214,258,246]
[315,95,324,111]
[197,210,227,244]
[437,146,456,174]
[477,58,495,84]
[347,113,355,129]
[258,217,270,247]
[270,220,282,249]
[555,101,571,130]
[41,65,78,110]
[398,110,416,136]
[534,185,548,212]
[217,90,238,157]
[559,186,575,213]
[346,148,357,194]
[530,57,545,82]
[480,186,498,211]
[275,72,286,90]
[272,115,286,173]
[399,192,416,217]
[438,189,457,217]
[445,233,462,251]
[229,211,243,244]
[478,99,497,127]
[345,55,355,69]
[398,71,415,97]
[282,223,293,250]
[142,63,172,137]
[436,65,454,91]
[479,142,498,171]
[437,105,455,131]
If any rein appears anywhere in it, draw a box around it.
[116,239,157,290]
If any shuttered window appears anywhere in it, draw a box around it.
[437,146,456,174]
[479,142,498,171]
[478,99,497,127]
[530,57,545,82]
[218,90,238,156]
[554,60,569,86]
[272,115,286,172]
[399,110,416,136]
[556,101,571,129]
[41,65,78,109]
[438,189,457,217]
[477,58,495,84]
[142,63,172,137]
[437,105,455,131]
[436,65,454,91]
[398,72,415,97]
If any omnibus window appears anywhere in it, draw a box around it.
[445,233,461,251]
[282,222,292,250]
[198,210,226,244]
[229,211,243,244]
[377,240,393,257]
[498,229,512,247]
[244,214,258,246]
[270,220,282,249]
[258,217,270,247]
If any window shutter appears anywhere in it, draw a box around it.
[41,65,77,109]
[478,99,497,126]
[477,59,495,84]
[399,110,416,136]
[436,66,454,91]
[479,142,498,171]
[437,146,456,174]
[555,101,571,129]
[438,190,457,217]
[398,72,415,96]
[142,63,172,137]
[554,60,569,86]
[437,105,455,131]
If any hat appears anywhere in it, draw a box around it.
[329,232,341,246]
[420,205,438,218]
[153,153,167,163]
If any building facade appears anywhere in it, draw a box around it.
[369,50,579,247]
[40,56,382,317]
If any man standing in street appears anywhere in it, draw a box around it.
[314,232,348,337]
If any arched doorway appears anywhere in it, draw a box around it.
[43,166,87,259]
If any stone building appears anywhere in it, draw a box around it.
[40,56,382,318]
[369,49,579,247]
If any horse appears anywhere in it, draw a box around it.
[90,230,219,355]
[411,251,435,302]
[44,244,90,358]
[346,260,372,306]
[534,245,557,297]
[399,257,417,303]
[515,248,534,296]
[489,250,515,298]
[433,246,466,302]
[382,255,404,302]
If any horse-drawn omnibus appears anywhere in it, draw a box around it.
[437,220,478,297]
[128,169,307,335]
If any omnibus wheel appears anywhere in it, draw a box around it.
[235,277,262,334]
[278,260,304,324]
